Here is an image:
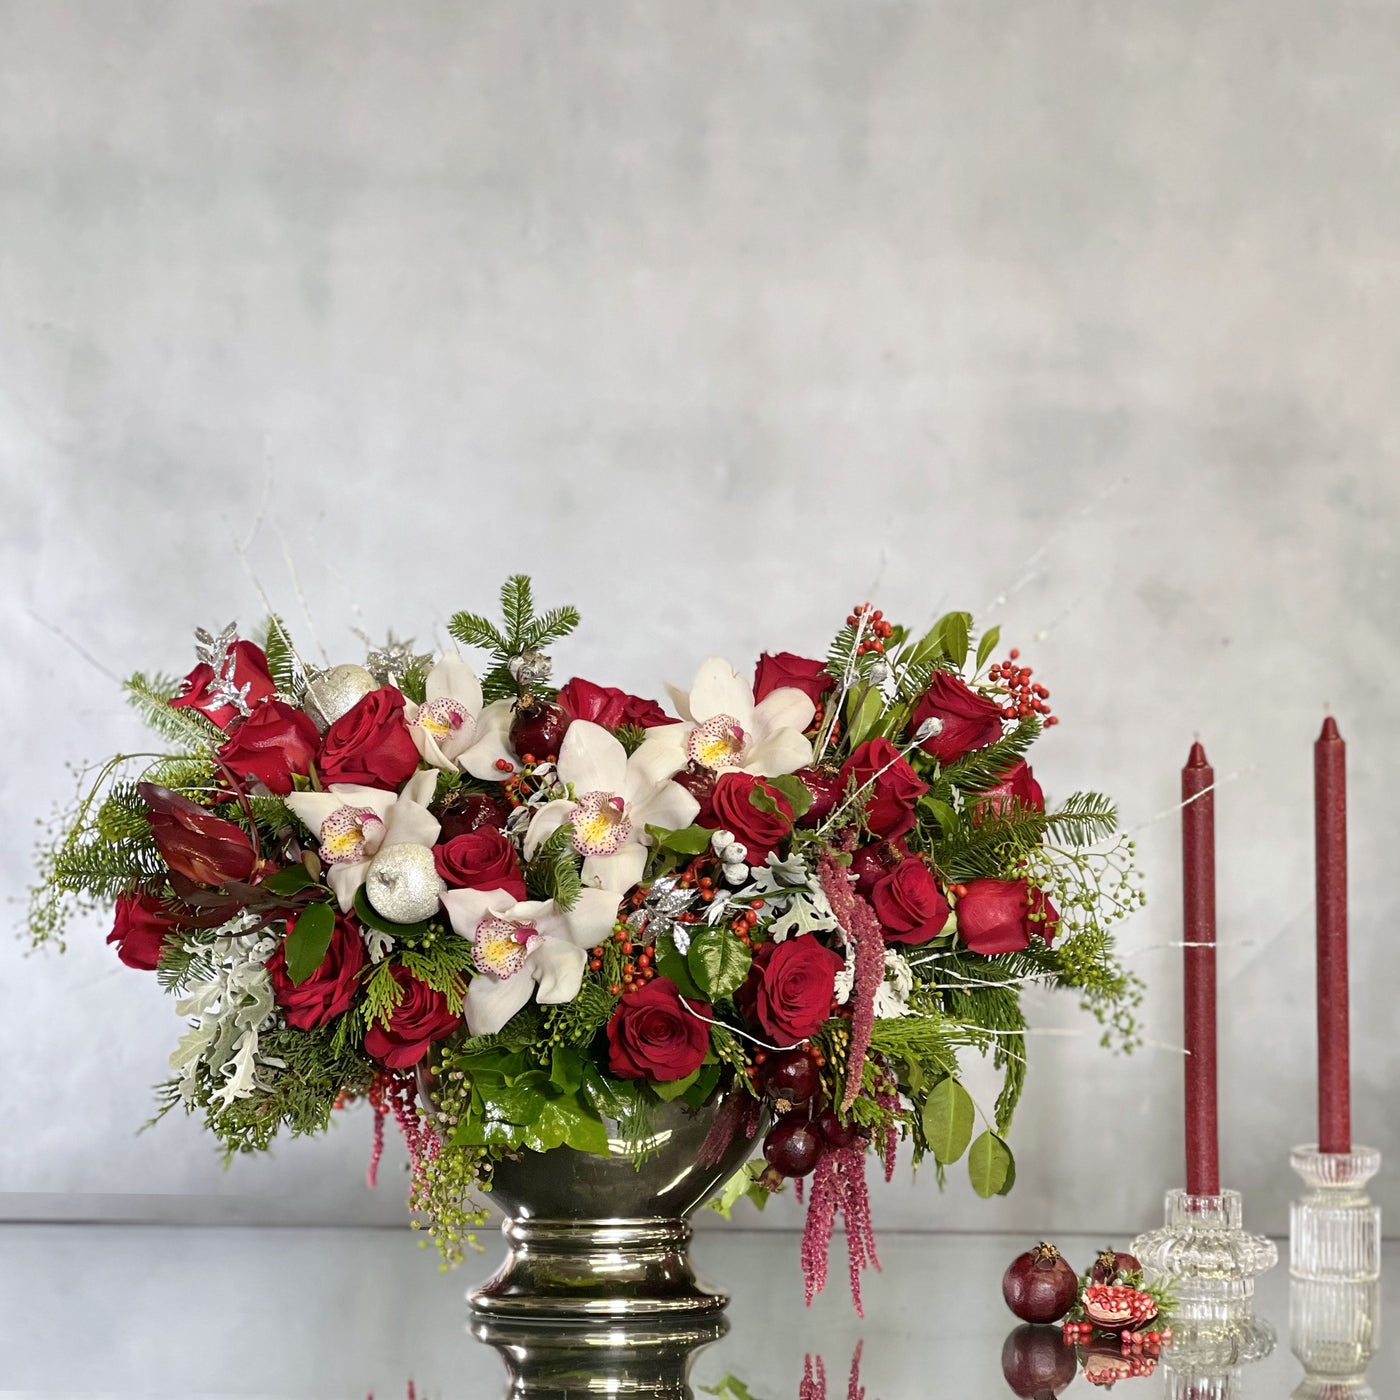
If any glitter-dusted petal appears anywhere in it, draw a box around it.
[686,657,756,726]
[556,721,628,797]
[753,686,817,738]
[531,938,589,1005]
[523,799,575,861]
[582,843,647,895]
[464,968,537,1037]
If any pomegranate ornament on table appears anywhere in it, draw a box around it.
[32,575,1147,1322]
[1003,1243,1080,1324]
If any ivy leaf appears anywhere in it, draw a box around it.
[975,625,1001,673]
[651,1067,701,1102]
[769,775,814,821]
[262,863,318,896]
[550,1044,584,1095]
[922,1076,975,1165]
[525,1096,608,1155]
[580,1064,645,1121]
[687,928,752,999]
[968,1130,1014,1197]
[283,902,336,985]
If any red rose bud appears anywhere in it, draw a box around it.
[557,677,671,729]
[908,673,1005,764]
[971,759,1045,820]
[708,772,794,864]
[735,937,844,1043]
[169,641,277,731]
[871,857,951,946]
[793,766,841,827]
[362,965,462,1068]
[139,783,259,886]
[607,977,711,1083]
[436,791,513,841]
[956,878,1060,955]
[217,699,319,795]
[838,737,928,840]
[107,891,184,970]
[317,686,421,788]
[433,827,527,899]
[752,653,835,706]
[266,913,366,1029]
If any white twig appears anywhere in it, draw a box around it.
[28,610,122,684]
[272,521,330,665]
[1124,766,1257,835]
[676,996,802,1053]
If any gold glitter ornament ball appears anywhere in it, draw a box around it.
[304,664,377,732]
[366,844,445,924]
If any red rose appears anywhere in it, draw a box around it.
[362,965,462,1068]
[317,686,420,788]
[909,673,1005,764]
[752,653,834,707]
[839,738,928,840]
[266,912,366,1029]
[217,700,319,795]
[971,759,1045,819]
[433,827,526,899]
[871,857,951,947]
[737,937,844,1043]
[557,677,671,729]
[607,976,711,1083]
[107,892,182,970]
[956,879,1060,955]
[140,782,259,886]
[707,772,794,864]
[169,641,277,731]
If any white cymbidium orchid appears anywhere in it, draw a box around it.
[634,656,816,780]
[404,653,519,779]
[286,770,440,913]
[521,720,699,894]
[442,885,621,1036]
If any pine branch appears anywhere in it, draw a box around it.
[524,823,583,910]
[500,574,535,650]
[447,611,505,654]
[522,605,581,651]
[1044,791,1119,846]
[936,717,1040,790]
[124,673,220,748]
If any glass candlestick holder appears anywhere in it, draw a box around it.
[1289,1145,1382,1283]
[1289,1274,1380,1399]
[1132,1189,1278,1320]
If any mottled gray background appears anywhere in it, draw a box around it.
[2,1,1396,1240]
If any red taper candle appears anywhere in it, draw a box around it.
[1182,742,1220,1197]
[1315,716,1351,1154]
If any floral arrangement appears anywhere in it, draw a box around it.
[30,576,1143,1310]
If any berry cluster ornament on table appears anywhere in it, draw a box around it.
[31,575,1145,1308]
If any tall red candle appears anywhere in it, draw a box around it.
[1315,716,1351,1154]
[1182,742,1220,1197]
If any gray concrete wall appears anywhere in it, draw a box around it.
[2,1,1397,1238]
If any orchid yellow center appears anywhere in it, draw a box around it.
[571,791,632,856]
[318,806,384,865]
[473,914,536,979]
[687,713,748,771]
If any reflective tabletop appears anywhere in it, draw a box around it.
[0,1224,1391,1397]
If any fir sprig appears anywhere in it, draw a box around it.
[447,574,580,703]
[523,822,583,910]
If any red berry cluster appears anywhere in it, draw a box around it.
[495,753,559,807]
[847,602,893,655]
[989,648,1058,727]
[588,914,655,994]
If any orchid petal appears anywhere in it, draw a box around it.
[559,886,625,947]
[410,726,456,772]
[739,727,814,777]
[401,770,438,806]
[325,784,401,820]
[523,799,576,862]
[628,779,701,837]
[327,860,371,913]
[665,683,694,723]
[753,686,817,738]
[441,886,521,940]
[582,843,647,895]
[556,720,628,797]
[686,657,755,726]
[427,652,483,716]
[382,795,441,849]
[464,970,537,1037]
[284,791,347,835]
[459,700,519,782]
[629,730,689,786]
[626,742,687,792]
[529,939,589,1005]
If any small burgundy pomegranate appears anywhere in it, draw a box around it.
[756,1049,821,1114]
[1089,1247,1142,1285]
[1002,1242,1078,1324]
[509,697,570,762]
[762,1117,824,1178]
[1000,1325,1077,1399]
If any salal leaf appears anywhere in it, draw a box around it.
[922,1076,975,1165]
[940,612,971,670]
[651,1067,701,1102]
[968,1129,1014,1198]
[687,929,752,999]
[282,902,336,985]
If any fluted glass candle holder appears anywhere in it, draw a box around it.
[1289,1145,1382,1283]
[1132,1189,1278,1320]
[1158,1311,1277,1400]
[1289,1274,1380,1399]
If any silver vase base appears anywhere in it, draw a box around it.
[469,1217,729,1321]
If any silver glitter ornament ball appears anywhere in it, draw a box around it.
[365,844,445,924]
[304,664,377,732]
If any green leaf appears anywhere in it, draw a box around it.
[968,1129,1013,1198]
[940,612,971,670]
[651,1067,701,1101]
[262,863,318,896]
[654,935,705,1000]
[922,1076,975,1165]
[282,902,336,985]
[646,824,715,856]
[769,774,814,821]
[918,796,961,832]
[907,619,948,668]
[975,625,1001,673]
[681,1059,723,1109]
[996,1143,1018,1196]
[748,783,780,815]
[482,1083,547,1126]
[524,1096,609,1155]
[845,686,886,749]
[353,884,433,939]
[580,1064,645,1121]
[550,1044,584,1095]
[687,928,752,999]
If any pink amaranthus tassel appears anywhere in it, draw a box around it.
[817,847,884,1111]
[800,1144,881,1316]
[847,1340,866,1400]
[365,1073,391,1189]
[800,1353,828,1400]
